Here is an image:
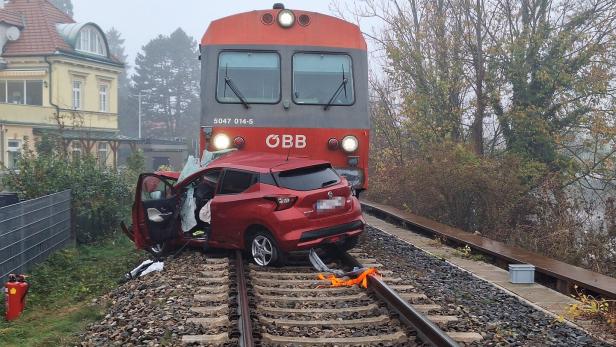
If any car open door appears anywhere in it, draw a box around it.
[133,173,179,251]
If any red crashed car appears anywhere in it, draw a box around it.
[123,151,365,266]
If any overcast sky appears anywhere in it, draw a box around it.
[73,1,347,70]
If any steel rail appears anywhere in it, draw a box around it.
[340,252,459,347]
[361,201,616,299]
[234,250,255,347]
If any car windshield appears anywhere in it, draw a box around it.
[293,53,354,106]
[217,51,280,104]
[275,165,341,191]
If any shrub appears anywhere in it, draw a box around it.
[2,142,133,244]
[367,141,616,277]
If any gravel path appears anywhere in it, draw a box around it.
[360,226,613,346]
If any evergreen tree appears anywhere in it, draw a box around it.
[49,0,73,17]
[132,28,200,141]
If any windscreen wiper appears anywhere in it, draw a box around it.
[224,65,250,109]
[323,65,348,110]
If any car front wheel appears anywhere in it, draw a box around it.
[250,232,280,267]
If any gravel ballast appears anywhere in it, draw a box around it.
[79,252,235,347]
[360,225,612,346]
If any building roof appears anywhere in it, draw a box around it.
[33,128,141,143]
[2,0,73,56]
[0,7,24,27]
[0,0,122,65]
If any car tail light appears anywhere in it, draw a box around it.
[265,195,297,211]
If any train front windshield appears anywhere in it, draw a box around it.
[293,53,354,106]
[216,51,280,104]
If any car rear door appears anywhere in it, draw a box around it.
[133,174,178,249]
[210,169,259,247]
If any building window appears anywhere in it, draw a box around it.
[7,81,23,104]
[72,80,82,110]
[26,81,43,105]
[72,141,82,161]
[99,84,108,112]
[7,139,21,169]
[0,80,5,103]
[0,80,43,106]
[75,26,107,56]
[97,142,108,167]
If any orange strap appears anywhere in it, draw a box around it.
[317,268,380,289]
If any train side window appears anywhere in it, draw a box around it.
[293,53,355,106]
[216,51,281,104]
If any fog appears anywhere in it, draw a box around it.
[73,0,338,68]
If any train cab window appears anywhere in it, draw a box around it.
[217,52,280,104]
[293,53,354,106]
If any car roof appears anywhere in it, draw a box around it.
[207,151,330,173]
[153,152,331,182]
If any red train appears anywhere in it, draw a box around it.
[199,3,370,194]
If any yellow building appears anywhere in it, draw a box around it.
[0,0,131,169]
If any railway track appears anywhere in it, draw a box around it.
[180,249,482,347]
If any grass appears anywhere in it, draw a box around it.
[0,234,144,347]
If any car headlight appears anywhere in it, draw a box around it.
[278,9,295,28]
[212,133,231,150]
[341,135,359,153]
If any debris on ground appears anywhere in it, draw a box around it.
[309,248,379,288]
[123,260,164,282]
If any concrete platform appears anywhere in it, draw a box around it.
[365,215,579,318]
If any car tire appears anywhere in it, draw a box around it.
[250,231,280,267]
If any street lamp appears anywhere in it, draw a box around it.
[129,93,146,139]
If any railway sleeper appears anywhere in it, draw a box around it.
[194,293,228,302]
[194,285,228,294]
[255,292,369,302]
[187,316,230,327]
[258,314,390,327]
[252,284,360,294]
[260,331,408,346]
[256,303,380,314]
[181,333,229,345]
[199,270,228,277]
[190,305,229,316]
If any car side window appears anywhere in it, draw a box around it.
[219,170,256,195]
[194,169,222,201]
[141,176,173,201]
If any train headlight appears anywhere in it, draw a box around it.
[213,133,231,150]
[278,9,295,28]
[341,136,359,153]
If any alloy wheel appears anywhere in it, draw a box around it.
[251,235,274,266]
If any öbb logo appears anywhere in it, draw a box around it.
[266,134,307,149]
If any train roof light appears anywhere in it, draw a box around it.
[273,3,285,9]
[278,9,295,28]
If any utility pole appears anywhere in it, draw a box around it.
[138,93,143,139]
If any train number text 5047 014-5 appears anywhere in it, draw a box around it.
[213,118,254,125]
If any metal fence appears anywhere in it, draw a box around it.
[0,190,72,285]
